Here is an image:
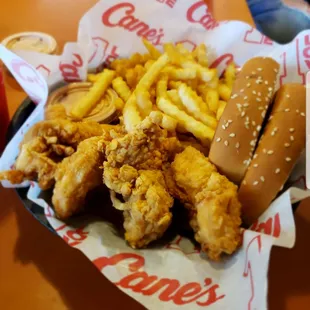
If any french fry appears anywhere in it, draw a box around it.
[136,89,153,118]
[125,68,137,89]
[162,114,177,131]
[110,58,132,77]
[129,53,151,66]
[150,87,156,100]
[176,43,194,59]
[164,43,184,65]
[149,111,177,132]
[136,53,170,90]
[87,73,99,83]
[143,39,162,59]
[144,59,155,70]
[167,89,184,110]
[106,89,124,111]
[224,62,236,88]
[196,65,216,83]
[183,61,215,82]
[208,76,219,89]
[157,97,215,143]
[168,80,182,89]
[185,78,199,91]
[205,88,219,113]
[192,44,208,67]
[156,74,168,99]
[134,64,146,81]
[114,97,125,110]
[164,66,196,80]
[70,69,115,119]
[129,53,142,66]
[163,44,215,83]
[140,53,152,64]
[178,83,217,129]
[112,77,131,102]
[110,58,131,70]
[149,110,163,125]
[216,100,227,120]
[218,83,232,101]
[123,95,142,132]
[152,104,159,111]
[197,84,208,96]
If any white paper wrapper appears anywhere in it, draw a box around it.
[1,1,310,309]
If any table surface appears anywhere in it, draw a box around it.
[1,1,310,309]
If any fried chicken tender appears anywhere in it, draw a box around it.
[0,170,25,184]
[103,117,179,247]
[105,117,181,171]
[108,169,173,248]
[23,119,104,148]
[1,119,108,189]
[104,164,138,198]
[169,146,242,261]
[52,136,106,220]
[0,137,57,189]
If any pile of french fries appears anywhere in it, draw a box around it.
[70,39,236,145]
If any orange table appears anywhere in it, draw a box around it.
[1,1,310,310]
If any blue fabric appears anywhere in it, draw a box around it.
[247,0,310,43]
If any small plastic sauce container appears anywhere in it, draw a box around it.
[1,31,57,54]
[47,83,119,124]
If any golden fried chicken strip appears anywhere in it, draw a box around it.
[107,168,173,248]
[104,164,138,198]
[0,170,25,185]
[1,119,120,190]
[0,137,57,189]
[170,146,242,261]
[52,136,106,220]
[23,119,104,148]
[103,117,181,247]
[105,117,181,171]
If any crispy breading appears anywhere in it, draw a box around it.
[1,119,109,189]
[105,117,181,171]
[104,117,179,247]
[52,136,106,219]
[0,170,25,184]
[23,119,104,148]
[170,146,242,261]
[108,169,173,248]
[0,137,57,189]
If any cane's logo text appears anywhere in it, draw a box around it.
[94,253,225,306]
[187,1,219,30]
[102,3,165,45]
